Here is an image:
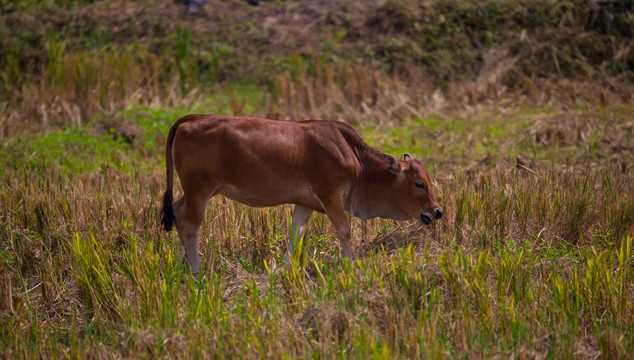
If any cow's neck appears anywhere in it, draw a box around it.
[345,149,403,220]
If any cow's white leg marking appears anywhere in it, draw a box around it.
[286,205,313,266]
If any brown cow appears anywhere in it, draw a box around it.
[161,115,443,274]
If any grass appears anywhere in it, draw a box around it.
[1,0,633,358]
[1,96,633,358]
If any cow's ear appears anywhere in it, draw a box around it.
[403,153,412,161]
[384,154,401,174]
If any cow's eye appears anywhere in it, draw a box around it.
[415,182,427,190]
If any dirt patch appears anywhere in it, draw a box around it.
[119,328,186,358]
[365,1,422,35]
[574,336,601,360]
[95,117,144,145]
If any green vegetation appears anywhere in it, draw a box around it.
[1,0,633,358]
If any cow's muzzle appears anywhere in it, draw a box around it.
[420,213,433,225]
[419,207,443,225]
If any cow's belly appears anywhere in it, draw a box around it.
[216,184,322,210]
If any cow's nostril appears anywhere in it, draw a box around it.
[435,208,444,219]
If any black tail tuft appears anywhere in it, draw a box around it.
[161,190,175,231]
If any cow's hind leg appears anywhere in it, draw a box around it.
[286,205,313,266]
[176,195,207,275]
[173,196,185,224]
[171,195,187,264]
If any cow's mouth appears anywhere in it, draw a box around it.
[419,213,433,225]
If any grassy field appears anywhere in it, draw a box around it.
[1,0,633,358]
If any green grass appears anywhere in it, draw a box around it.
[1,126,131,173]
[2,224,632,358]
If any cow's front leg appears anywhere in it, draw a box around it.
[286,205,313,266]
[320,193,355,260]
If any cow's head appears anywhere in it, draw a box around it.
[384,153,443,224]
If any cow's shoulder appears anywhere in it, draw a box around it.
[298,119,356,132]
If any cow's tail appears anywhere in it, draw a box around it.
[161,115,194,232]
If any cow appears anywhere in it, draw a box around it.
[161,115,443,274]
